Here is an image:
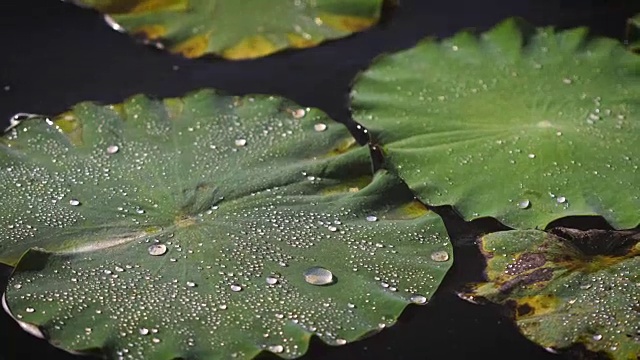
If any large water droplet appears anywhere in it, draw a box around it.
[230,284,243,292]
[517,199,531,209]
[25,307,35,313]
[365,215,378,222]
[430,250,449,262]
[410,294,427,305]
[148,244,167,256]
[139,328,149,336]
[69,199,81,206]
[186,281,197,288]
[268,345,284,353]
[292,109,306,119]
[314,123,327,132]
[234,138,247,147]
[303,266,334,286]
[265,276,279,285]
[106,145,119,154]
[556,196,567,204]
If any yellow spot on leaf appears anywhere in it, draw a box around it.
[322,176,372,195]
[133,25,167,39]
[385,200,430,220]
[222,35,279,60]
[172,33,211,58]
[286,33,321,49]
[175,216,196,228]
[317,12,377,32]
[88,0,187,14]
[326,137,358,157]
[130,0,187,13]
[163,98,184,120]
[53,112,83,145]
[515,294,559,319]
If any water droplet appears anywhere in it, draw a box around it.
[517,199,531,209]
[106,145,119,154]
[410,294,427,305]
[303,266,334,286]
[528,153,536,159]
[593,334,603,341]
[148,244,167,256]
[139,328,149,335]
[292,109,306,119]
[69,199,81,206]
[365,215,378,222]
[230,284,243,292]
[430,250,449,262]
[314,123,327,132]
[135,208,145,214]
[25,307,35,313]
[186,281,197,288]
[234,138,247,147]
[328,225,338,232]
[152,338,161,344]
[265,276,279,285]
[556,196,566,204]
[562,78,573,85]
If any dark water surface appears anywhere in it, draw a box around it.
[0,0,638,359]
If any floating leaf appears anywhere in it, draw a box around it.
[0,90,451,359]
[70,0,385,60]
[351,18,640,229]
[464,228,640,359]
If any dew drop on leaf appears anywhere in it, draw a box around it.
[314,123,327,132]
[186,281,197,288]
[25,307,35,313]
[303,266,334,286]
[147,244,167,256]
[230,284,243,292]
[517,199,531,209]
[268,345,284,353]
[69,199,81,206]
[234,138,247,147]
[366,215,378,222]
[292,108,306,119]
[410,294,427,305]
[139,328,149,336]
[430,250,449,262]
[265,276,279,285]
[106,145,119,154]
[556,196,567,204]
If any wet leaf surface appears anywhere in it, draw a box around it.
[350,18,640,229]
[69,0,385,60]
[465,228,640,359]
[0,90,451,359]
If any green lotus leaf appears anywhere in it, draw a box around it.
[350,18,640,229]
[0,90,452,359]
[463,228,640,359]
[70,0,385,60]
